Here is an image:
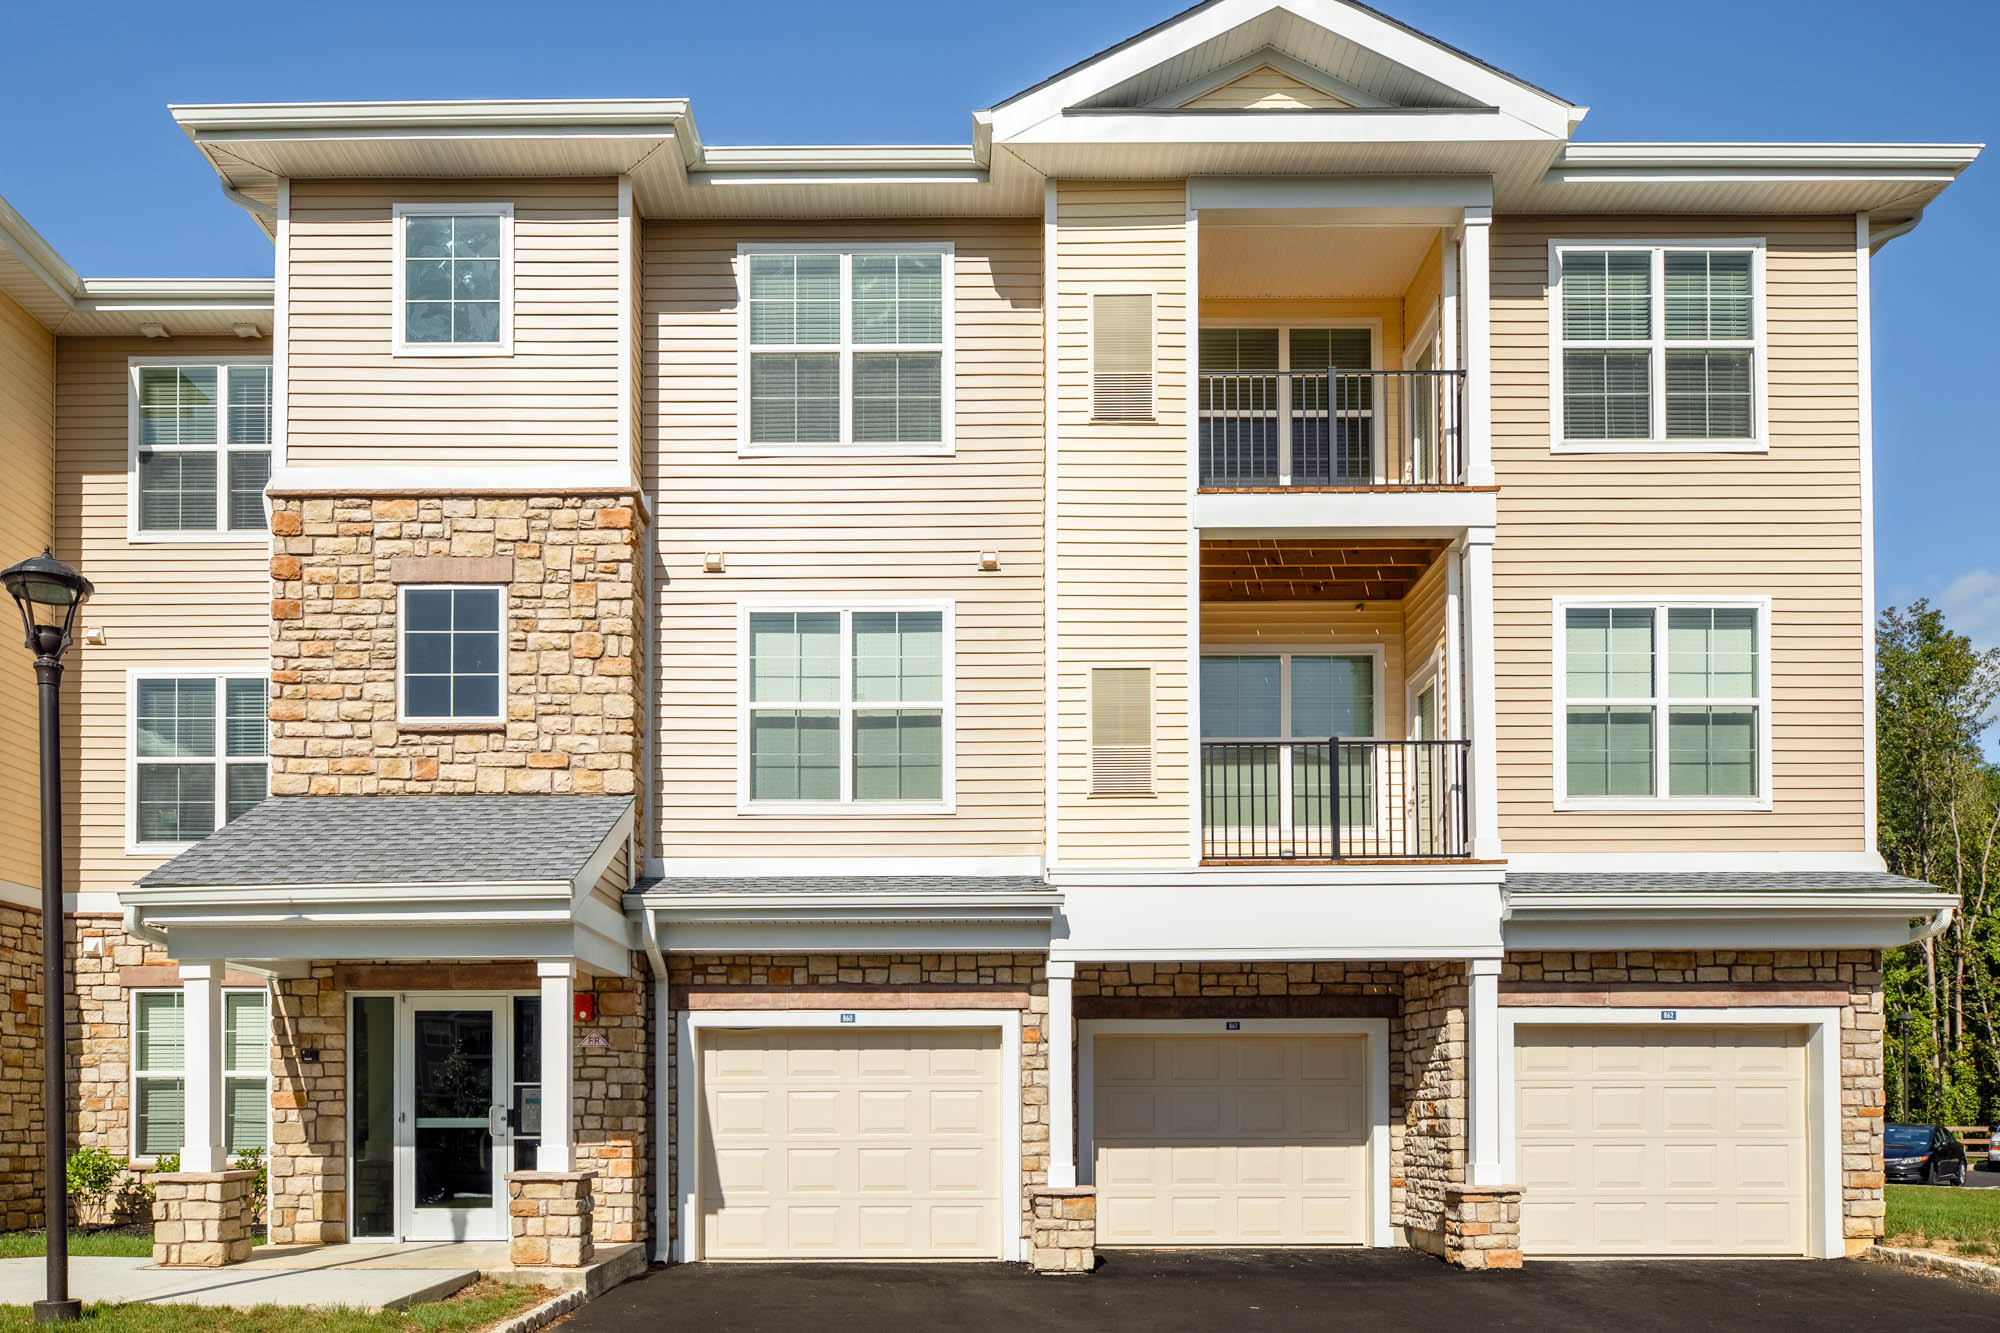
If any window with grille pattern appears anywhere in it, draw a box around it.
[133,362,271,535]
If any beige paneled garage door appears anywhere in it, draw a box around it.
[1092,1033,1369,1245]
[698,1027,1003,1259]
[1514,1025,1808,1256]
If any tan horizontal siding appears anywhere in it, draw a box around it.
[1056,182,1190,866]
[0,294,54,891]
[1491,215,1865,852]
[1401,554,1451,734]
[53,336,270,893]
[644,218,1044,859]
[287,178,621,466]
[1183,67,1349,110]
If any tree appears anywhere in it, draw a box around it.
[1877,599,2000,1123]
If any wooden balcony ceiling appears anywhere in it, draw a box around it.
[1201,538,1450,602]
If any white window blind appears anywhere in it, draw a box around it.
[1092,293,1154,421]
[1554,244,1759,446]
[134,363,272,535]
[745,248,948,448]
[1091,666,1153,795]
[133,988,269,1158]
[133,675,268,846]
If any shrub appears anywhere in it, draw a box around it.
[232,1147,268,1226]
[65,1147,127,1225]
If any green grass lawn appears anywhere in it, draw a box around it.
[1885,1180,2000,1256]
[0,1231,157,1260]
[0,1280,543,1332]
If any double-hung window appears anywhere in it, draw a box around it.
[392,204,513,354]
[741,245,951,451]
[133,988,269,1159]
[131,360,272,537]
[399,585,505,724]
[1557,599,1768,807]
[131,672,267,848]
[743,606,951,808]
[1551,241,1763,450]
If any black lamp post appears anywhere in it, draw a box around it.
[2,549,92,1325]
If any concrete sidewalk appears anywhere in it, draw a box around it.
[0,1255,479,1311]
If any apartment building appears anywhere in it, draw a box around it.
[0,0,1979,1274]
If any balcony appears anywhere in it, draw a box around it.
[1201,738,1470,861]
[1199,368,1467,490]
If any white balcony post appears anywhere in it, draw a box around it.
[1460,208,1493,486]
[180,960,226,1173]
[1464,529,1501,860]
[537,960,575,1172]
[1468,957,1505,1186]
[1047,960,1077,1188]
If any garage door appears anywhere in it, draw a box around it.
[698,1027,1003,1259]
[1092,1033,1369,1245]
[1514,1025,1807,1256]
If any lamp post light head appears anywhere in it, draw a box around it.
[1,549,92,662]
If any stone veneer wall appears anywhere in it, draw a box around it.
[267,493,645,813]
[269,964,347,1245]
[665,953,1049,1251]
[0,905,44,1230]
[70,916,169,1167]
[1397,961,1466,1251]
[1505,948,1886,1249]
[575,969,650,1244]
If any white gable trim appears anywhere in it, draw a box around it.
[990,0,1576,142]
[1149,49,1389,110]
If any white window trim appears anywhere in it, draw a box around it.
[125,667,269,856]
[390,202,516,357]
[1196,318,1385,484]
[126,356,276,545]
[1499,1007,1844,1259]
[1546,238,1768,454]
[396,583,510,727]
[735,599,957,815]
[734,241,955,457]
[129,985,271,1165]
[1550,594,1773,813]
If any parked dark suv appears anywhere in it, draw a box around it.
[1885,1123,1969,1185]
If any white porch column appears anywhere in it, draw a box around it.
[1046,960,1076,1188]
[1464,529,1501,859]
[1467,958,1504,1186]
[1460,207,1493,486]
[180,960,226,1173]
[537,960,575,1172]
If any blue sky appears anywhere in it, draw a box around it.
[3,0,1993,636]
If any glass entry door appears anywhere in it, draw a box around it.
[402,1001,509,1240]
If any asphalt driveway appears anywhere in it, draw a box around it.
[563,1249,2000,1332]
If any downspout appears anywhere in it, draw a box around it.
[123,903,168,949]
[220,182,278,226]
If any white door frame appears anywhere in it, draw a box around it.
[1076,1017,1393,1248]
[1498,1006,1843,1259]
[675,1007,1024,1262]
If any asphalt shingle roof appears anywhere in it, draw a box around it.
[1505,870,1941,894]
[636,875,1050,896]
[137,796,632,889]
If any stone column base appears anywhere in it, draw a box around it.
[1442,1184,1523,1270]
[1029,1186,1096,1274]
[507,1170,596,1267]
[153,1170,258,1267]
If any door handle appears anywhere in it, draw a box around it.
[488,1104,508,1140]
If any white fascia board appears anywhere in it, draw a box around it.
[636,893,1060,915]
[157,921,589,965]
[0,192,83,312]
[988,0,1574,141]
[1007,109,1550,149]
[1503,891,1956,953]
[1048,864,1504,889]
[75,278,274,313]
[654,918,1054,954]
[1189,173,1492,213]
[1194,489,1496,535]
[1555,142,1983,173]
[169,98,692,140]
[1503,889,1955,918]
[267,463,640,495]
[122,879,573,907]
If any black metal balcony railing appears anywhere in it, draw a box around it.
[1201,738,1470,861]
[1198,368,1466,489]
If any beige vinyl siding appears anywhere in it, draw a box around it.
[1402,234,1444,354]
[286,178,621,466]
[1056,181,1189,866]
[1491,216,1864,851]
[53,336,271,893]
[1201,601,1408,740]
[0,293,54,892]
[644,219,1044,859]
[1400,555,1451,734]
[1182,66,1350,110]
